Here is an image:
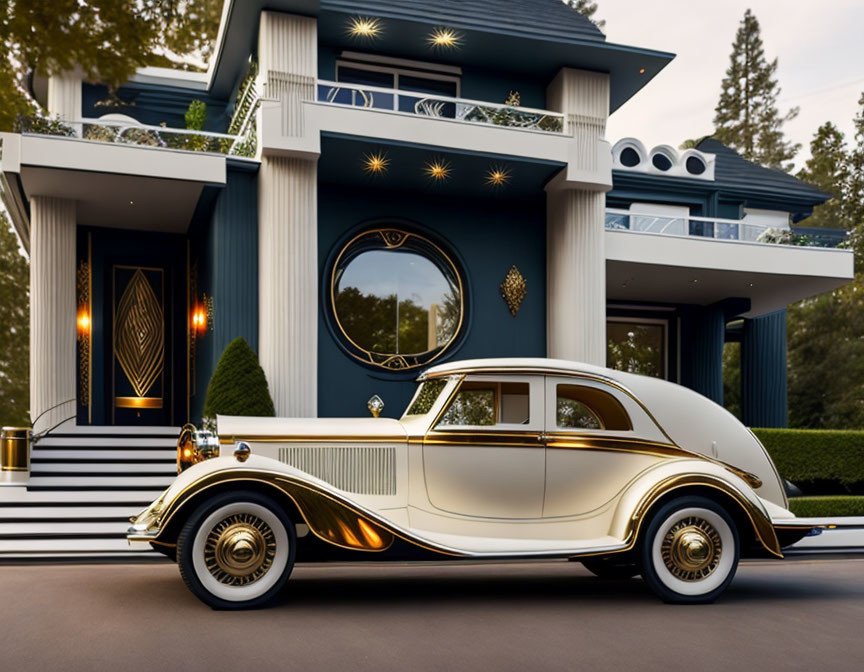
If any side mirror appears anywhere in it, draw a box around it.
[367,395,385,418]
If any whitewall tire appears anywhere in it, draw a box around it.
[639,496,739,604]
[177,490,296,609]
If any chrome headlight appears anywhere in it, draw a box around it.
[177,423,220,473]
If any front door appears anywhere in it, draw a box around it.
[82,229,187,426]
[422,375,545,519]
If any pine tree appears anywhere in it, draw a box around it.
[202,337,275,429]
[0,214,29,426]
[713,9,799,171]
[567,1,605,30]
[846,92,864,230]
[796,122,850,229]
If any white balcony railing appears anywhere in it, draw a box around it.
[315,79,566,134]
[605,208,846,249]
[16,116,257,158]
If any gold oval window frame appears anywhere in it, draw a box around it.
[329,228,465,371]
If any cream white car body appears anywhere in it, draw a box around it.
[130,358,803,563]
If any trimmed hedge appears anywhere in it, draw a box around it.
[789,496,864,518]
[752,428,864,494]
[203,338,275,427]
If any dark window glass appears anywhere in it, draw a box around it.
[337,67,394,89]
[652,153,672,171]
[620,147,641,167]
[686,156,706,175]
[607,321,667,380]
[438,382,529,427]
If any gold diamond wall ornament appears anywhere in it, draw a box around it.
[500,265,527,317]
[114,269,165,398]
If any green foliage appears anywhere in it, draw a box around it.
[722,342,741,421]
[796,122,851,230]
[0,213,29,426]
[202,338,275,427]
[713,9,799,171]
[566,0,605,30]
[788,496,864,518]
[0,1,223,132]
[184,99,207,131]
[753,428,864,494]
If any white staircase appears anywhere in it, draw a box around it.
[0,426,178,559]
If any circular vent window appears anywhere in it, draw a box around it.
[329,228,464,371]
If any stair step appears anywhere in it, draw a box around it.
[28,476,175,487]
[34,436,177,448]
[0,538,152,553]
[32,450,177,460]
[0,489,164,504]
[0,506,144,520]
[31,463,176,474]
[0,521,131,536]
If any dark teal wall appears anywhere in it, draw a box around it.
[741,310,788,428]
[317,183,546,418]
[190,169,259,420]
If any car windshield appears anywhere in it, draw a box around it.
[403,379,448,416]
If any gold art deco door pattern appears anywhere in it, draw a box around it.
[113,267,165,414]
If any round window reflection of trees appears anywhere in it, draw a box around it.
[330,229,463,370]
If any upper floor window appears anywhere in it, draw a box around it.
[329,227,464,371]
[334,54,461,115]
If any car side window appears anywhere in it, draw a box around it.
[438,381,530,427]
[556,384,632,431]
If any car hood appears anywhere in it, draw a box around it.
[216,415,409,442]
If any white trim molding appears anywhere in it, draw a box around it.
[612,138,715,180]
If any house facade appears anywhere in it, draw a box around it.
[0,0,853,554]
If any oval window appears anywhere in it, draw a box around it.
[330,228,464,370]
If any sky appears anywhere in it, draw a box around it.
[596,0,864,170]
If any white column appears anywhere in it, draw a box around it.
[546,190,607,365]
[30,197,77,433]
[47,72,82,136]
[545,68,611,366]
[258,157,317,417]
[256,11,319,417]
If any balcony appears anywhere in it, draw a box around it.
[605,208,847,249]
[315,80,565,135]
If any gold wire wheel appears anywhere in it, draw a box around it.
[660,516,722,581]
[203,513,277,586]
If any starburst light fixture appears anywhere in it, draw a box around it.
[425,159,452,181]
[347,16,382,39]
[486,166,512,187]
[363,152,390,175]
[428,27,462,48]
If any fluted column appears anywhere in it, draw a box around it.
[30,197,77,433]
[742,310,787,427]
[47,72,82,135]
[258,156,317,417]
[546,189,607,365]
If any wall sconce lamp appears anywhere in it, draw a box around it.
[192,294,214,336]
[77,310,91,336]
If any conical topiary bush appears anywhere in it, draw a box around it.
[202,337,275,429]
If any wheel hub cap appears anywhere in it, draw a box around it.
[204,513,276,585]
[661,516,722,581]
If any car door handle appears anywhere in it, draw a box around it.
[537,433,549,443]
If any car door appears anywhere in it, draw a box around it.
[422,375,545,519]
[543,376,662,518]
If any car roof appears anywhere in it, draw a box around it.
[422,357,620,380]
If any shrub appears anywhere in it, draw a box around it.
[202,338,275,429]
[753,428,864,495]
[789,496,864,518]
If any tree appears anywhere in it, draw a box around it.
[796,122,850,229]
[567,0,605,31]
[0,0,223,132]
[713,9,799,171]
[202,338,275,428]
[0,213,29,426]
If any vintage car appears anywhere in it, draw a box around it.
[128,358,816,609]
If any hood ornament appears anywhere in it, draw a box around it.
[367,395,385,418]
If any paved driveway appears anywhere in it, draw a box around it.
[1,557,862,671]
